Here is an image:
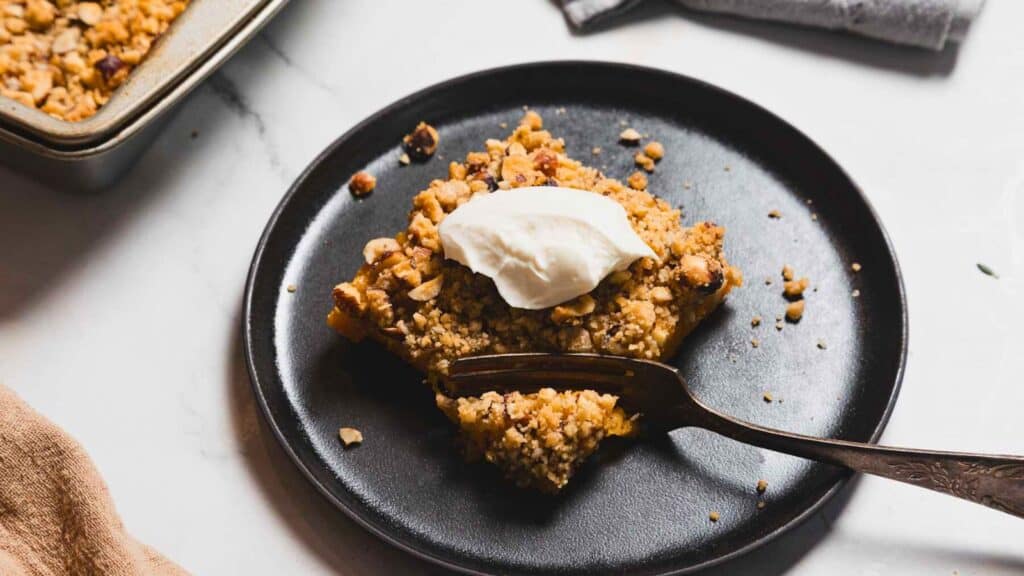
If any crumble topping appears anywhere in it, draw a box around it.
[0,0,190,121]
[328,111,742,490]
[436,388,635,493]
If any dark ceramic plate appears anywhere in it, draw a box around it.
[244,62,907,575]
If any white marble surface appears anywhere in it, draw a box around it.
[2,1,1023,574]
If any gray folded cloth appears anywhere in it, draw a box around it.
[561,0,985,50]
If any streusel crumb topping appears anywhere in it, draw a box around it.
[330,112,741,378]
[436,388,636,492]
[328,111,741,491]
[0,0,189,121]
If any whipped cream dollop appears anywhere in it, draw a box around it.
[438,187,656,309]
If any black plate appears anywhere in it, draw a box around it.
[244,62,907,575]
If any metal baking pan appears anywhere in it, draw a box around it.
[0,0,290,191]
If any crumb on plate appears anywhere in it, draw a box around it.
[785,300,804,322]
[403,122,439,160]
[349,171,376,197]
[338,427,363,447]
[618,127,641,145]
[643,141,664,160]
[634,152,655,172]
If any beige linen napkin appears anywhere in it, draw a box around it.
[0,385,187,576]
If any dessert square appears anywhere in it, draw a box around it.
[329,112,741,491]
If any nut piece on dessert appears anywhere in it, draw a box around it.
[403,122,439,161]
[436,388,636,493]
[348,171,376,197]
[327,111,742,491]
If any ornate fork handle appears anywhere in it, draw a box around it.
[692,405,1024,519]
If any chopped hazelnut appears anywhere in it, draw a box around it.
[533,149,559,177]
[650,286,673,303]
[643,141,664,160]
[408,274,444,302]
[362,237,401,265]
[680,255,724,294]
[520,110,543,131]
[619,128,641,145]
[349,171,376,197]
[333,282,365,314]
[785,300,805,322]
[551,294,597,324]
[76,2,103,26]
[634,152,655,172]
[338,427,363,447]
[403,122,439,160]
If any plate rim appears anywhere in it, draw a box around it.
[243,60,909,576]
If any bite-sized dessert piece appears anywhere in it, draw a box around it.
[0,0,190,121]
[436,388,636,493]
[328,112,741,490]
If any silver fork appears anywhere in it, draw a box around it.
[446,353,1024,519]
